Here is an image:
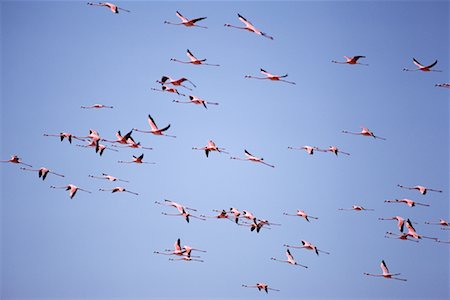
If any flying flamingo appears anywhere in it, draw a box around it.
[405,219,437,240]
[155,199,198,214]
[242,283,280,293]
[397,184,442,195]
[403,58,442,72]
[271,249,308,268]
[332,56,368,65]
[168,247,204,262]
[192,140,228,157]
[133,114,176,138]
[200,209,234,222]
[364,260,407,281]
[20,167,64,180]
[241,210,256,221]
[99,187,138,195]
[230,149,275,168]
[435,83,450,88]
[316,146,350,156]
[338,205,374,211]
[425,219,449,227]
[86,2,130,13]
[76,140,118,156]
[229,207,241,224]
[43,132,85,144]
[151,85,186,96]
[287,146,319,155]
[173,95,219,109]
[384,231,419,243]
[80,104,113,109]
[245,69,295,84]
[1,155,32,167]
[117,138,153,151]
[89,173,129,182]
[170,49,220,66]
[102,130,134,145]
[164,11,207,29]
[224,13,274,40]
[283,210,318,222]
[162,207,206,223]
[154,238,186,256]
[239,218,272,233]
[342,127,386,140]
[379,216,409,232]
[157,76,196,90]
[284,240,330,256]
[50,184,91,199]
[384,199,429,207]
[118,153,155,164]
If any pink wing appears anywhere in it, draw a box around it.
[176,11,188,22]
[147,115,158,130]
[380,260,389,275]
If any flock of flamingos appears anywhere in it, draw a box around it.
[3,2,450,294]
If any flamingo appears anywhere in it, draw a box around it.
[338,205,374,211]
[241,210,256,221]
[86,2,130,13]
[435,83,450,88]
[99,187,138,195]
[425,219,449,227]
[379,216,408,232]
[173,95,219,109]
[242,283,280,293]
[50,184,91,199]
[283,210,318,222]
[200,209,234,222]
[118,153,155,164]
[192,140,228,157]
[162,207,206,223]
[229,207,241,224]
[405,219,437,240]
[133,114,176,138]
[384,231,419,243]
[80,104,113,109]
[342,127,386,140]
[384,199,429,207]
[168,247,204,262]
[284,240,330,256]
[403,58,442,72]
[43,132,85,144]
[118,138,153,151]
[287,146,319,155]
[151,85,186,96]
[271,249,308,268]
[89,173,129,182]
[102,130,134,145]
[170,49,220,66]
[1,155,33,167]
[164,11,207,29]
[224,13,274,40]
[239,218,271,233]
[157,76,196,90]
[332,56,368,66]
[154,238,186,256]
[230,149,275,168]
[316,146,350,156]
[397,184,442,195]
[364,260,407,281]
[20,167,64,180]
[155,199,198,214]
[245,68,295,84]
[76,140,118,156]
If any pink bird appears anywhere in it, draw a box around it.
[173,95,219,109]
[87,2,130,13]
[403,58,441,72]
[192,140,228,157]
[156,199,204,223]
[170,49,220,66]
[168,247,204,262]
[242,283,280,293]
[379,216,409,232]
[76,140,118,156]
[89,173,128,182]
[364,260,407,281]
[287,146,319,155]
[80,104,113,109]
[384,231,419,243]
[284,240,330,256]
[229,207,241,224]
[384,198,429,208]
[342,127,386,140]
[283,210,318,222]
[99,186,138,195]
[102,130,134,145]
[239,218,272,233]
[151,85,186,97]
[119,138,153,151]
[133,114,176,138]
[200,209,234,222]
[245,68,295,84]
[271,249,308,268]
[425,219,449,227]
[1,155,32,167]
[224,13,274,40]
[157,76,196,90]
[230,149,275,168]
[162,207,206,223]
[435,83,450,88]
[405,219,437,240]
[43,132,85,144]
[397,184,442,195]
[118,153,155,164]
[332,55,368,66]
[338,205,374,211]
[50,184,91,199]
[20,167,64,180]
[154,238,186,256]
[316,146,350,156]
[164,11,207,29]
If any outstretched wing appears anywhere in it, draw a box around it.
[176,11,188,22]
[412,58,424,68]
[186,49,197,61]
[260,68,274,76]
[191,17,207,23]
[244,149,254,157]
[159,124,171,132]
[380,260,389,274]
[147,114,158,130]
[425,59,438,69]
[237,13,253,27]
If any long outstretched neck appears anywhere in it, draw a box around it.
[224,24,246,29]
[170,58,190,64]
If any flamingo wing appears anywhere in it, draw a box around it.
[175,238,182,251]
[237,13,253,27]
[412,58,425,68]
[138,153,144,160]
[186,49,197,61]
[191,17,207,23]
[380,260,389,275]
[176,11,189,22]
[425,59,438,69]
[244,149,254,157]
[260,68,273,76]
[147,114,158,130]
[159,124,171,132]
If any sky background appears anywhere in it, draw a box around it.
[1,0,449,299]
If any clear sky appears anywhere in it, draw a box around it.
[1,1,449,299]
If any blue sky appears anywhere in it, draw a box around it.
[1,1,449,299]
